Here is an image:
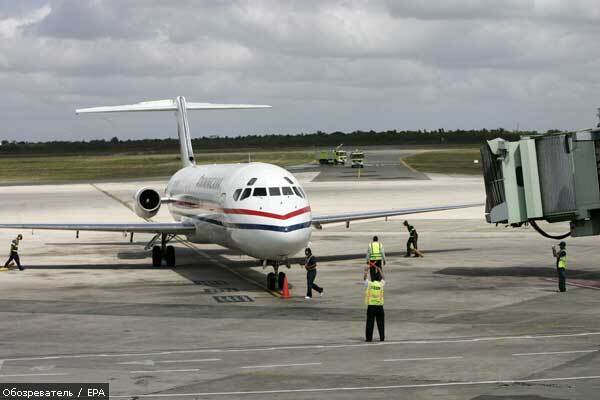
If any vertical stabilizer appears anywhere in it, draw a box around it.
[174,96,195,166]
[76,97,271,168]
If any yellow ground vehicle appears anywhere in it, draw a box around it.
[317,145,347,165]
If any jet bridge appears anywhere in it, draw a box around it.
[481,127,600,238]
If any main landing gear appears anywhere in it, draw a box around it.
[149,233,177,268]
[261,260,291,291]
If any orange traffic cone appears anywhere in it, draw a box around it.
[281,276,291,298]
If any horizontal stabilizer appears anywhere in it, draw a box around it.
[76,99,271,114]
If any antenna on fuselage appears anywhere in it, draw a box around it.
[76,97,272,167]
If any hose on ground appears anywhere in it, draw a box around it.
[529,220,571,240]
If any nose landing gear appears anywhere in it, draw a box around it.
[264,260,290,291]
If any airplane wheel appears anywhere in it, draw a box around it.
[278,272,286,291]
[267,272,276,291]
[152,246,162,267]
[165,245,176,267]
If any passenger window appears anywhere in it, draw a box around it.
[282,186,293,195]
[292,187,303,198]
[240,188,252,200]
[247,178,257,186]
[233,189,242,201]
[284,177,294,184]
[269,187,281,196]
[253,187,267,197]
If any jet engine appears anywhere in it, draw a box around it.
[134,187,161,219]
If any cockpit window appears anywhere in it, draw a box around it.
[240,188,252,200]
[292,186,304,198]
[253,187,267,197]
[284,177,294,184]
[233,188,242,201]
[269,187,281,196]
[299,187,307,198]
[247,178,257,186]
[282,186,293,195]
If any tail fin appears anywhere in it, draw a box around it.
[76,97,271,167]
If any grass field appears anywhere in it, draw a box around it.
[0,151,314,184]
[403,148,483,175]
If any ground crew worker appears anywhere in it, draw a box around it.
[552,241,567,292]
[4,234,24,271]
[366,236,386,281]
[364,264,385,342]
[403,220,423,257]
[302,248,323,299]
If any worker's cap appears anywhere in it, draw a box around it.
[372,235,378,241]
[403,220,408,225]
[16,234,23,240]
[559,241,566,248]
[304,247,312,254]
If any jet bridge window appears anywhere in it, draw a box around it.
[282,186,293,196]
[292,186,304,198]
[247,178,257,186]
[233,189,242,201]
[253,187,267,197]
[269,187,281,196]
[240,188,252,200]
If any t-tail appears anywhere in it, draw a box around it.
[76,97,271,167]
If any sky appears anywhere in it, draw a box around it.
[0,0,599,141]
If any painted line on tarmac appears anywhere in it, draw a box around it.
[130,369,199,374]
[240,362,321,369]
[384,356,463,362]
[155,358,221,364]
[0,373,67,378]
[513,350,598,356]
[5,331,600,362]
[111,375,600,397]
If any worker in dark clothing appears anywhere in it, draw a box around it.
[366,236,386,281]
[403,220,423,257]
[364,264,385,342]
[4,234,24,271]
[302,248,323,300]
[552,241,567,292]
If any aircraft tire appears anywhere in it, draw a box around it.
[278,272,286,290]
[152,246,162,267]
[267,272,276,291]
[165,245,176,267]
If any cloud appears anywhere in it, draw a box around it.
[0,0,599,141]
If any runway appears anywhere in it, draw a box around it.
[0,149,599,399]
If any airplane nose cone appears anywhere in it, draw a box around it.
[233,227,311,260]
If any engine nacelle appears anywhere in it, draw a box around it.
[134,187,161,219]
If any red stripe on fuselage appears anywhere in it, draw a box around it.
[223,206,311,220]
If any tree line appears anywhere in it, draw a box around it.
[0,128,541,156]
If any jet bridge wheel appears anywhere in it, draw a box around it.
[267,272,276,291]
[165,245,176,267]
[152,246,162,267]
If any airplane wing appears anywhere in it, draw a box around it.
[0,222,195,234]
[311,203,482,228]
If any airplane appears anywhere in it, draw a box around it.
[0,96,480,291]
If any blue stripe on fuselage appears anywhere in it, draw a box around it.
[193,217,311,232]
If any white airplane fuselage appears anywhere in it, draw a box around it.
[165,162,312,260]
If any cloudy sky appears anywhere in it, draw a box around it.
[1,0,599,141]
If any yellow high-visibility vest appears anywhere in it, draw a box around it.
[369,242,382,260]
[365,281,384,306]
[558,255,567,269]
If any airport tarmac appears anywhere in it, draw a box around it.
[0,150,599,399]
